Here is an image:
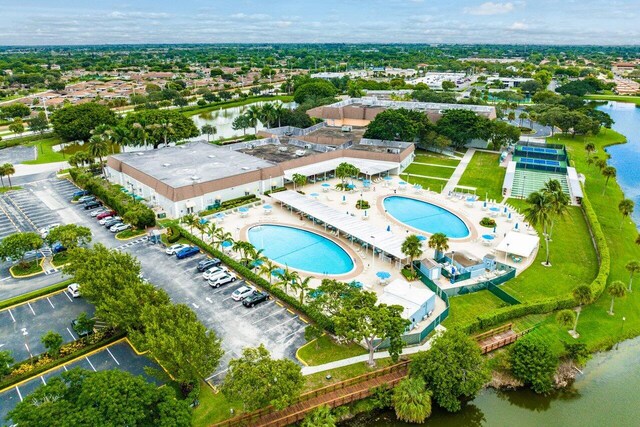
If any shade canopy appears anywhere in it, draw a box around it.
[495,232,540,258]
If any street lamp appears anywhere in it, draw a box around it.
[617,317,626,350]
[370,235,376,270]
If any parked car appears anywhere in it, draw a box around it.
[175,246,200,259]
[242,290,270,307]
[103,218,122,228]
[203,265,229,281]
[165,244,189,255]
[38,223,60,238]
[96,210,116,220]
[232,285,256,301]
[71,318,92,337]
[67,283,80,298]
[52,242,66,254]
[197,258,222,272]
[110,223,131,233]
[84,201,102,210]
[72,190,90,198]
[99,215,120,225]
[208,272,237,288]
[90,207,108,217]
[78,195,95,203]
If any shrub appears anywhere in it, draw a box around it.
[479,217,497,227]
[355,199,370,210]
[509,336,558,394]
[166,226,181,243]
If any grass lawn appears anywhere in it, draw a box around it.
[584,94,640,106]
[400,174,448,192]
[192,382,243,427]
[500,204,599,302]
[444,290,510,328]
[51,252,71,267]
[10,260,44,277]
[0,186,22,193]
[22,137,65,164]
[115,228,146,239]
[403,163,455,179]
[297,335,367,366]
[413,152,461,167]
[303,358,395,392]
[457,151,505,201]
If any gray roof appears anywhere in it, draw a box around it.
[112,141,275,189]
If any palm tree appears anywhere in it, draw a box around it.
[247,247,267,270]
[246,105,262,135]
[110,125,132,152]
[428,232,449,259]
[273,103,285,128]
[0,164,6,188]
[205,222,219,244]
[213,229,233,250]
[132,122,149,147]
[607,280,627,315]
[524,190,552,266]
[584,142,596,159]
[625,260,640,292]
[556,309,576,332]
[182,213,198,231]
[543,180,569,240]
[392,377,432,424]
[260,103,277,128]
[401,234,423,277]
[295,276,313,305]
[528,111,537,128]
[594,158,607,171]
[572,285,592,336]
[275,266,298,294]
[158,119,174,147]
[586,157,595,168]
[2,163,15,188]
[519,111,528,127]
[88,135,109,176]
[507,111,516,122]
[618,199,634,229]
[291,173,306,191]
[602,166,617,195]
[194,220,207,241]
[201,124,217,142]
[258,260,277,283]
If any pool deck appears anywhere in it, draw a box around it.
[184,177,537,321]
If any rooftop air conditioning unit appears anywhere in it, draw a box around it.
[304,144,312,149]
[341,125,352,132]
[162,163,171,167]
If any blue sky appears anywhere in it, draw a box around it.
[1,0,638,45]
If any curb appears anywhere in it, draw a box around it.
[9,258,45,279]
[115,230,146,241]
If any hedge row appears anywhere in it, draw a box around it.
[175,225,335,332]
[199,194,259,217]
[69,168,156,228]
[0,329,126,391]
[461,184,610,334]
[264,187,286,196]
[0,279,73,311]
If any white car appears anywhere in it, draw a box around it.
[90,208,108,217]
[99,216,121,225]
[232,285,256,301]
[110,223,131,233]
[208,272,237,288]
[203,266,229,281]
[39,223,61,238]
[67,283,80,298]
[165,244,189,255]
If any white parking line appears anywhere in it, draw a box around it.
[240,301,274,317]
[63,365,68,372]
[280,325,307,344]
[63,291,73,302]
[66,327,76,340]
[27,302,36,316]
[106,347,120,365]
[86,356,97,372]
[8,309,16,323]
[47,297,55,309]
[264,315,298,333]
[0,276,11,282]
[221,295,235,302]
[15,386,23,402]
[251,308,286,325]
[41,376,46,385]
[24,343,31,354]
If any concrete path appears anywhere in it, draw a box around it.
[301,325,446,376]
[441,148,476,195]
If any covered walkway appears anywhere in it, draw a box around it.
[283,157,399,181]
[270,190,407,259]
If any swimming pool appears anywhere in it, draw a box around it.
[383,196,470,238]
[247,225,354,275]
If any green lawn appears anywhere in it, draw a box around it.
[9,260,44,277]
[403,163,455,179]
[22,137,65,164]
[413,153,461,167]
[444,290,510,328]
[303,358,395,392]
[0,186,22,193]
[192,382,243,427]
[297,335,367,366]
[115,229,146,240]
[584,94,640,106]
[399,174,448,192]
[457,151,505,201]
[500,204,599,302]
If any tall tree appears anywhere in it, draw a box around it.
[122,110,199,149]
[607,280,627,316]
[201,124,217,142]
[0,231,43,267]
[28,111,49,134]
[45,224,92,250]
[393,377,432,423]
[571,285,593,336]
[41,330,64,357]
[222,344,304,411]
[401,234,423,277]
[625,260,640,292]
[601,166,617,195]
[50,102,117,141]
[509,336,558,394]
[411,328,489,412]
[618,198,634,229]
[88,135,109,176]
[291,173,307,190]
[1,163,15,188]
[524,191,553,266]
[427,232,449,259]
[584,141,596,159]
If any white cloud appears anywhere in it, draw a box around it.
[464,2,515,16]
[509,21,528,30]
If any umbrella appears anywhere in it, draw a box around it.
[383,176,392,181]
[199,218,209,224]
[363,179,371,184]
[271,268,284,277]
[321,183,331,188]
[263,204,272,210]
[310,192,319,198]
[309,289,323,298]
[514,222,519,230]
[347,183,356,189]
[483,201,487,208]
[238,207,249,213]
[398,181,406,185]
[349,281,364,289]
[507,212,512,219]
[214,212,225,219]
[493,226,496,233]
[386,225,391,232]
[376,271,391,280]
[482,234,495,240]
[417,235,427,241]
[342,195,346,202]
[466,196,475,202]
[221,240,233,248]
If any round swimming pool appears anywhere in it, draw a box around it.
[383,196,470,238]
[247,225,354,275]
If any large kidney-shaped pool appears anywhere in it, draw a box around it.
[383,196,470,238]
[247,225,354,275]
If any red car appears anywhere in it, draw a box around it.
[96,210,116,220]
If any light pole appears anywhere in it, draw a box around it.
[616,317,626,350]
[371,235,376,271]
[505,243,510,262]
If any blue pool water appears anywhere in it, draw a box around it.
[383,196,470,238]
[247,225,354,275]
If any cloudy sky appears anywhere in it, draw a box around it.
[0,0,638,45]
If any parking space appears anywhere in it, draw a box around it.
[0,290,95,363]
[0,340,162,423]
[1,188,61,232]
[125,243,308,384]
[0,201,19,240]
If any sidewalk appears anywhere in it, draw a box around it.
[301,325,446,376]
[441,148,476,195]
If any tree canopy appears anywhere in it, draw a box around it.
[509,336,558,394]
[45,224,92,250]
[0,231,43,264]
[50,102,117,141]
[122,109,200,149]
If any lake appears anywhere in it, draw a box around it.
[189,100,297,140]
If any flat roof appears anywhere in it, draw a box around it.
[111,141,275,189]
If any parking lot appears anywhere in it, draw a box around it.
[0,339,162,423]
[125,243,308,384]
[0,289,95,363]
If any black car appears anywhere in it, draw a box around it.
[104,218,122,228]
[242,291,270,308]
[71,319,93,337]
[84,201,102,210]
[197,258,222,272]
[80,196,97,204]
